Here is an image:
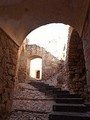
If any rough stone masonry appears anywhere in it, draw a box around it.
[0,28,19,120]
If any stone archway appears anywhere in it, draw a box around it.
[0,1,89,119]
[0,0,89,46]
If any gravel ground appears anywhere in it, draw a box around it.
[7,82,55,120]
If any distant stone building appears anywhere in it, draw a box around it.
[17,40,60,82]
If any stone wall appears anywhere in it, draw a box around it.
[55,61,66,89]
[0,28,18,119]
[42,50,60,80]
[17,44,60,82]
[17,44,27,83]
[65,28,86,96]
[82,5,90,100]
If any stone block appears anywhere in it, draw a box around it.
[1,104,6,113]
[8,69,15,77]
[0,67,3,79]
[0,83,3,94]
[0,47,3,57]
[7,80,14,88]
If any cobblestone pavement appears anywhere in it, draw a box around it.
[7,81,55,120]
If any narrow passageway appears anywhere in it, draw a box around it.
[5,22,90,120]
[7,80,55,120]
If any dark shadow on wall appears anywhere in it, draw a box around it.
[66,28,87,97]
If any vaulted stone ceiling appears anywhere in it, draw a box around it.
[0,0,89,46]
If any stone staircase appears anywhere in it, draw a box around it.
[49,89,90,120]
[28,80,90,120]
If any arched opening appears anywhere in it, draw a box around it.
[4,22,87,120]
[24,23,70,82]
[16,23,87,96]
[26,23,69,60]
[30,58,42,80]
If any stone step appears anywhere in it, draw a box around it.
[56,93,81,98]
[29,82,50,88]
[30,82,59,92]
[45,89,69,96]
[53,103,87,112]
[30,84,48,88]
[46,86,57,90]
[39,83,50,87]
[56,98,84,104]
[53,89,67,94]
[45,87,61,92]
[39,86,59,92]
[85,103,90,111]
[49,111,90,120]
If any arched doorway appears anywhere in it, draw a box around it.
[30,58,42,80]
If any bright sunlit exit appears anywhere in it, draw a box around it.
[30,58,42,80]
[26,23,70,60]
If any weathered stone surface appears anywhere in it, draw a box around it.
[7,82,54,120]
[0,28,19,119]
[17,43,60,82]
[8,112,48,120]
[0,46,3,57]
[64,28,87,97]
[82,6,90,101]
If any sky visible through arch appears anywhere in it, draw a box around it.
[26,23,70,60]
